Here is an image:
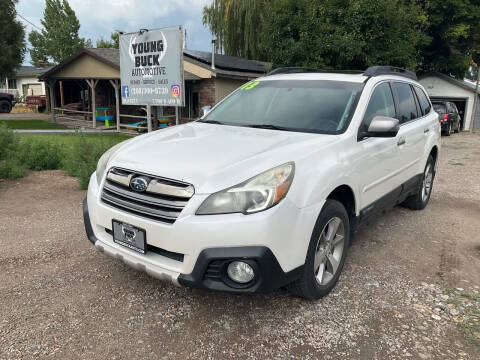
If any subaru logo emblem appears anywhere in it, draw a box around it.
[130,177,148,192]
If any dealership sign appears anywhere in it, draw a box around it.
[120,26,184,106]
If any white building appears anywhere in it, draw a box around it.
[3,66,52,99]
[419,72,480,131]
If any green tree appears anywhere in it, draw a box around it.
[28,0,87,64]
[203,0,269,59]
[96,32,119,49]
[263,0,428,70]
[203,0,428,71]
[419,0,480,78]
[0,0,26,79]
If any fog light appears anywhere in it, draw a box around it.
[227,261,255,284]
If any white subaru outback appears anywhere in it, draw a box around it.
[83,66,440,300]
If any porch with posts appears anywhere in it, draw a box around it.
[46,77,188,133]
[46,77,151,133]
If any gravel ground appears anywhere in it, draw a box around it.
[1,133,479,359]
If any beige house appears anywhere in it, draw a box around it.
[40,48,269,128]
[3,66,52,99]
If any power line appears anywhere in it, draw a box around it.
[17,13,42,31]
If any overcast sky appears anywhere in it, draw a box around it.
[17,0,213,65]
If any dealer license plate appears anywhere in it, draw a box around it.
[112,220,147,254]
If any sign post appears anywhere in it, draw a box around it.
[120,26,184,131]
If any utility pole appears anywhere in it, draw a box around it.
[471,64,480,133]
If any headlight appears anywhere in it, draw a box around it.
[196,162,294,215]
[95,142,127,184]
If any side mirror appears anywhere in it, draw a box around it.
[364,116,400,138]
[201,105,212,117]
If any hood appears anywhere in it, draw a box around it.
[109,122,339,193]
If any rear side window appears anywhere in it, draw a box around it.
[413,86,432,115]
[451,103,459,114]
[392,82,418,123]
[361,82,396,132]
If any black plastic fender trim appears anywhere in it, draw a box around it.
[83,197,98,245]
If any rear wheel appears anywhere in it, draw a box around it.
[288,200,349,300]
[402,155,435,210]
[445,123,452,136]
[454,121,460,133]
[0,100,12,113]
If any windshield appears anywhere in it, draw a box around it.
[200,80,364,134]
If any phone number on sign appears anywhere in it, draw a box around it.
[131,87,169,95]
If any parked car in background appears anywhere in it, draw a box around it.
[83,66,441,300]
[432,101,461,136]
[0,92,15,113]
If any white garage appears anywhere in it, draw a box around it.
[419,72,480,131]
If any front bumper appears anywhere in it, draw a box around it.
[84,173,321,293]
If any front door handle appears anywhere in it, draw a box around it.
[424,128,430,133]
[397,137,406,146]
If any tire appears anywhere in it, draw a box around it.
[445,123,452,136]
[0,100,12,113]
[402,155,435,210]
[454,121,460,133]
[288,199,350,300]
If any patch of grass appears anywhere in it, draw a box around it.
[449,162,465,166]
[445,288,480,346]
[0,124,130,187]
[459,292,479,301]
[475,245,480,256]
[0,120,67,130]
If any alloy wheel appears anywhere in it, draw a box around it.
[314,217,345,285]
[422,163,433,202]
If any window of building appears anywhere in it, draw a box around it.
[7,79,17,89]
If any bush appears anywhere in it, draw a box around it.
[16,138,63,170]
[0,129,128,187]
[0,159,27,179]
[0,123,18,160]
[63,133,123,189]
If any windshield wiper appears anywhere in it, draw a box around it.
[198,120,226,125]
[245,124,293,131]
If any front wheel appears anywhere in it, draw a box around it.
[288,200,350,300]
[402,155,435,210]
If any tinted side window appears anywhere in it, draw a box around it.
[452,103,459,114]
[361,82,396,132]
[413,86,431,115]
[392,82,418,123]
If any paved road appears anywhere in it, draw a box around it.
[0,133,479,359]
[0,113,50,120]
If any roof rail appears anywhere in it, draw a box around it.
[363,66,417,81]
[266,67,322,76]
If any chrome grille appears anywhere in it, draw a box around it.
[101,168,194,224]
